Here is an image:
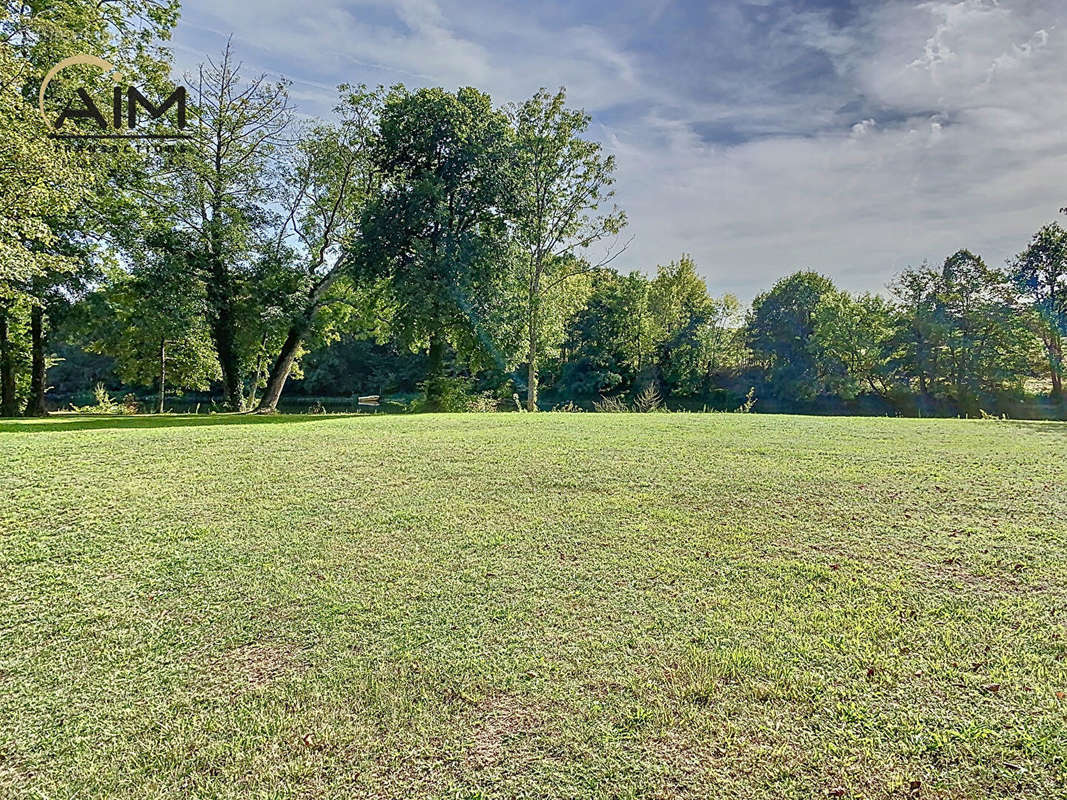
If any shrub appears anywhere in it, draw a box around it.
[551,400,585,412]
[593,394,629,413]
[71,383,120,414]
[467,391,500,413]
[414,377,480,413]
[633,383,663,413]
[733,387,757,413]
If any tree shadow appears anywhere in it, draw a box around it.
[1001,419,1067,439]
[0,412,370,434]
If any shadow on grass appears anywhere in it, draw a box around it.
[0,412,370,434]
[1002,419,1067,438]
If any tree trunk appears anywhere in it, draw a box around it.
[158,338,166,413]
[424,332,446,409]
[0,306,16,417]
[526,335,538,412]
[427,333,444,379]
[209,310,243,411]
[24,304,47,416]
[1050,334,1064,398]
[526,357,538,412]
[257,321,307,413]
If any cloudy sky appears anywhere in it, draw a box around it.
[170,0,1067,300]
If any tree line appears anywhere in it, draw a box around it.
[2,2,1064,419]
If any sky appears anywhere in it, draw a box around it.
[169,0,1067,301]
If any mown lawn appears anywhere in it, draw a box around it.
[1,412,1065,799]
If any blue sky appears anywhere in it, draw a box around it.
[170,0,1067,300]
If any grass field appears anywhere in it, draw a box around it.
[1,413,1066,799]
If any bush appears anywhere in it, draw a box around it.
[593,394,629,413]
[551,400,585,412]
[633,383,663,413]
[733,387,757,413]
[71,383,138,415]
[413,377,488,413]
[467,391,500,413]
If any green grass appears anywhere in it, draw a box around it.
[1,412,1066,798]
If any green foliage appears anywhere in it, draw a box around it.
[734,386,757,413]
[632,382,663,412]
[0,297,31,414]
[1011,222,1067,396]
[0,35,91,288]
[889,253,1037,409]
[510,87,626,409]
[359,86,521,391]
[252,85,387,411]
[70,382,137,414]
[647,256,742,398]
[149,42,294,409]
[412,376,484,413]
[1,14,1059,420]
[550,400,584,412]
[592,394,630,413]
[746,270,837,401]
[0,0,179,415]
[561,270,650,395]
[73,232,219,394]
[812,291,897,400]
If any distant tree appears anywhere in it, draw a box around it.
[510,88,626,410]
[812,291,896,399]
[889,263,942,396]
[892,253,1035,406]
[75,232,219,411]
[152,42,294,409]
[358,86,519,405]
[936,250,1033,401]
[560,270,651,396]
[745,271,836,402]
[645,256,741,398]
[255,86,383,412]
[1011,223,1067,398]
[297,333,426,397]
[699,294,744,392]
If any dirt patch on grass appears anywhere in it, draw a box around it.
[213,641,306,692]
[465,692,553,771]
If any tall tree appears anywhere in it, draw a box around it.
[891,253,1034,406]
[812,290,896,399]
[889,264,942,397]
[358,86,518,404]
[2,0,179,415]
[156,42,293,410]
[646,256,720,398]
[255,86,383,412]
[1012,223,1067,398]
[745,271,836,402]
[511,88,625,410]
[74,231,219,409]
[560,270,651,396]
[935,250,1031,401]
[0,19,87,415]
